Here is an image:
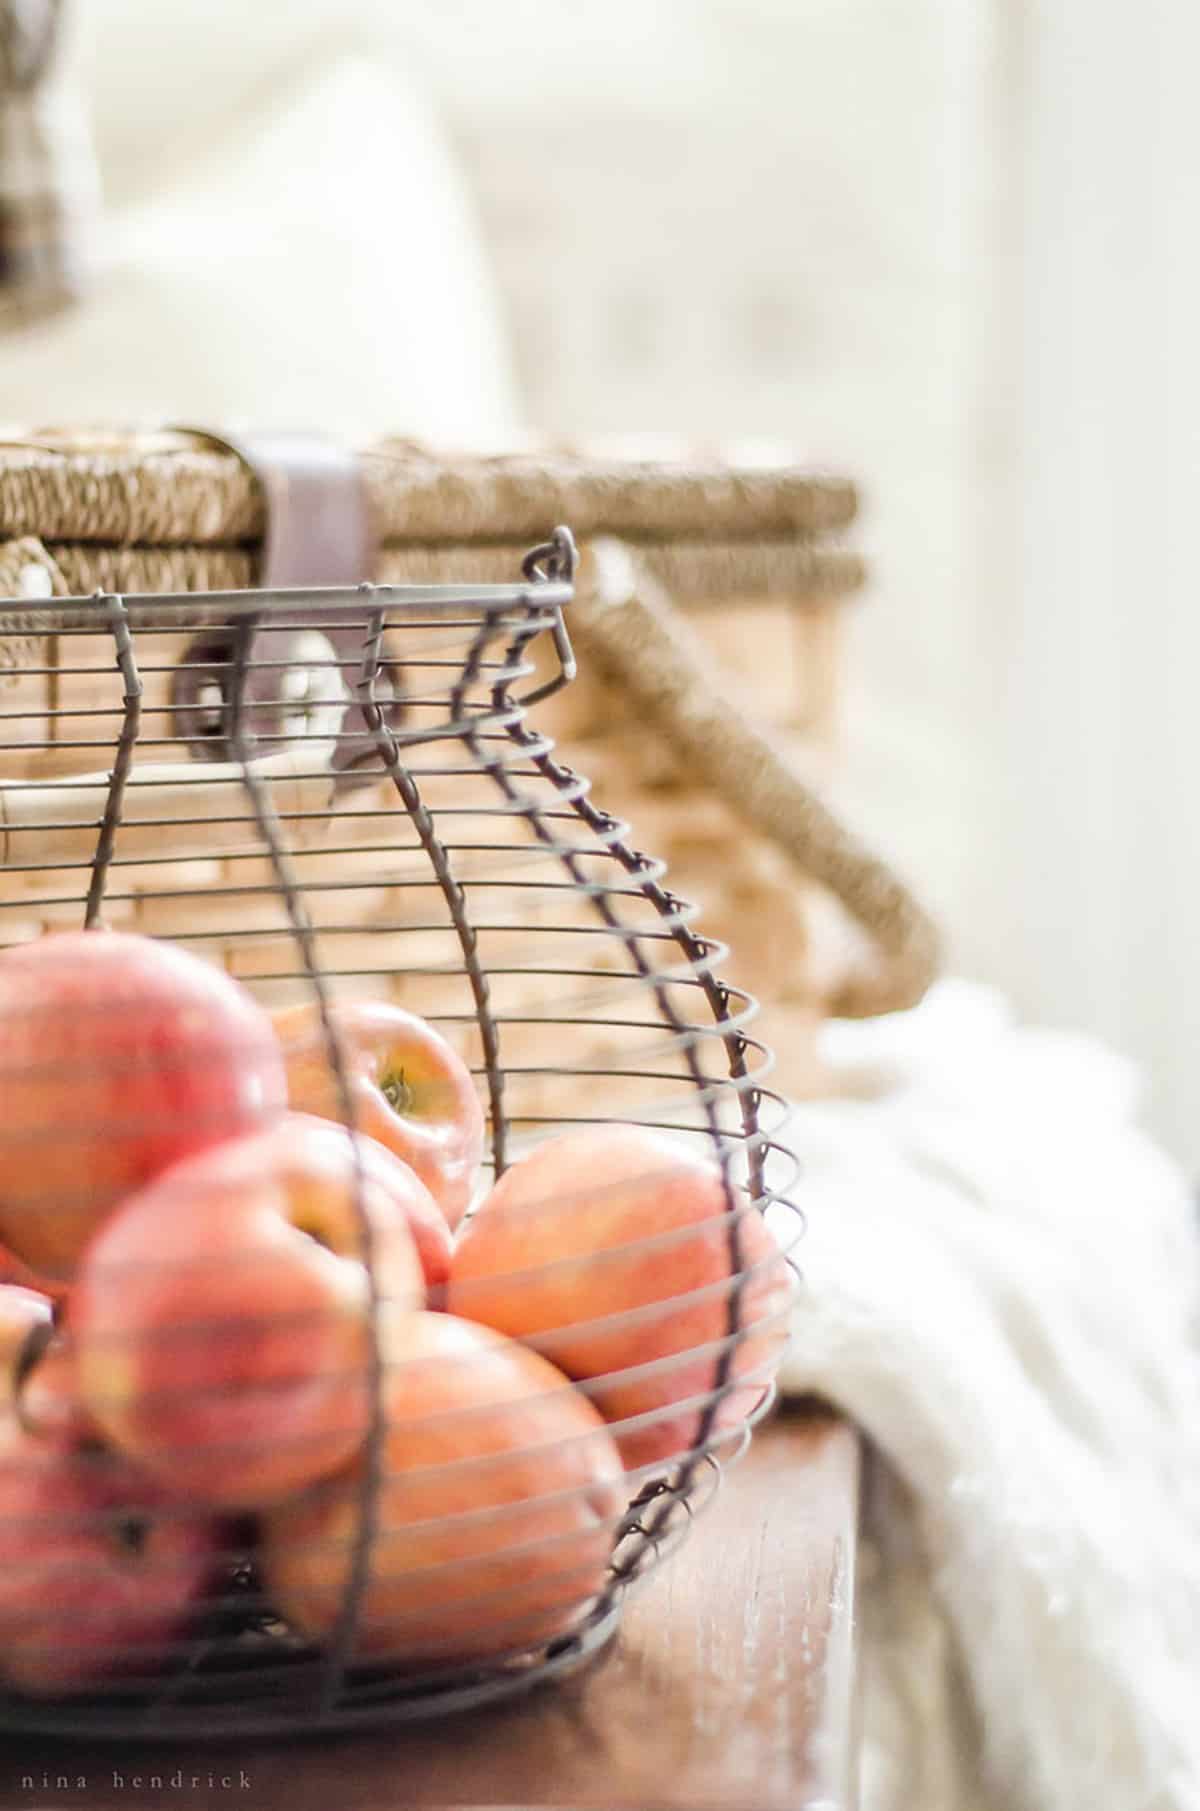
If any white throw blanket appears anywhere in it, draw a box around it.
[774,981,1200,1811]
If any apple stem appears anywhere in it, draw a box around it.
[292,1218,333,1252]
[381,1068,414,1117]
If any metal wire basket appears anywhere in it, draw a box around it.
[0,527,802,1737]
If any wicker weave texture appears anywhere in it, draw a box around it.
[0,430,861,549]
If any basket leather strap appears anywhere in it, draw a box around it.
[171,429,390,780]
[206,432,373,589]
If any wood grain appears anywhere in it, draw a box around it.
[0,1407,861,1811]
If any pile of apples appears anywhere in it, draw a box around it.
[0,930,793,1700]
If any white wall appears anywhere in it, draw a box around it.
[985,1,1200,1167]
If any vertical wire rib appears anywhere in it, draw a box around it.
[223,615,384,1720]
[481,606,756,1596]
[84,593,142,929]
[358,606,508,1174]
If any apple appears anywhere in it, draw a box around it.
[0,1418,222,1697]
[447,1125,796,1473]
[328,1117,453,1296]
[273,1001,484,1227]
[70,1115,426,1508]
[0,931,287,1278]
[262,1312,625,1669]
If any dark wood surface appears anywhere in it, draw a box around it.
[0,1405,861,1811]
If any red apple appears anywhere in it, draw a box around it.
[274,1001,484,1227]
[262,1313,625,1669]
[447,1125,796,1473]
[319,1116,453,1295]
[70,1115,426,1507]
[0,931,287,1277]
[0,1419,222,1697]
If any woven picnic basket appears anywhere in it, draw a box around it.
[0,428,940,1107]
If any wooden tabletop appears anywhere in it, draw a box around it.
[0,1404,862,1811]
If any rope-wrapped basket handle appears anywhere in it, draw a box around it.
[573,539,942,1018]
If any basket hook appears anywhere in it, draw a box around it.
[520,526,577,706]
[521,523,577,585]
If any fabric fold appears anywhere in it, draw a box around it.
[777,980,1200,1811]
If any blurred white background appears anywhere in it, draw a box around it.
[12,1,1199,1166]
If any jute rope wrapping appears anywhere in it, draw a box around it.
[0,431,859,546]
[573,541,942,1019]
[0,430,940,1043]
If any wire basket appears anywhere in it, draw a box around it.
[0,527,802,1737]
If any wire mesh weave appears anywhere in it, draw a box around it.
[0,529,802,1736]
